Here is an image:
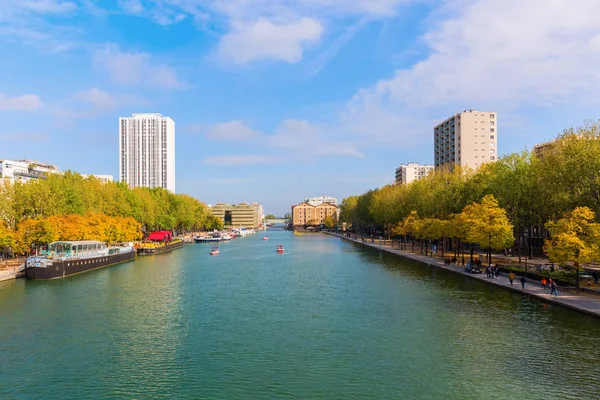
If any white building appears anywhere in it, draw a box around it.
[395,163,434,185]
[81,174,114,184]
[434,110,498,171]
[0,159,59,183]
[119,113,175,192]
[304,196,338,206]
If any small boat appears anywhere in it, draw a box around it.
[210,246,219,255]
[276,245,284,253]
[263,236,269,241]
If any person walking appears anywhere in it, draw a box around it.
[495,265,500,279]
[509,272,516,286]
[593,271,599,285]
[520,275,526,289]
[486,267,491,278]
[541,278,547,291]
[550,280,558,297]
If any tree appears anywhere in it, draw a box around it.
[265,214,276,220]
[545,207,600,291]
[370,184,404,239]
[323,215,335,229]
[0,223,14,261]
[459,195,515,266]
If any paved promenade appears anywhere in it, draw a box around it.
[328,233,600,318]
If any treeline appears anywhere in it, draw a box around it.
[0,172,223,253]
[339,121,600,260]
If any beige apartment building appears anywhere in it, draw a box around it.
[395,163,434,185]
[532,139,556,160]
[434,110,498,171]
[210,202,264,229]
[291,201,339,230]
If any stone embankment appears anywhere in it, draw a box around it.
[327,232,600,318]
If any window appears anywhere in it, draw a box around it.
[490,114,495,118]
[490,135,495,139]
[490,128,495,132]
[491,156,496,160]
[490,121,495,125]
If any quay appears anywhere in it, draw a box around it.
[0,267,25,282]
[327,232,600,318]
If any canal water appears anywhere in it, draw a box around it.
[1,231,599,399]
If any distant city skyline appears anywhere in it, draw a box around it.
[3,1,600,215]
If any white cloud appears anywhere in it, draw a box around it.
[93,44,188,89]
[205,120,265,140]
[118,0,144,14]
[340,0,600,144]
[0,93,42,111]
[0,132,49,141]
[74,88,150,108]
[219,18,323,64]
[202,155,284,166]
[18,0,77,14]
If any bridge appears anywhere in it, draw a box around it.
[265,218,290,226]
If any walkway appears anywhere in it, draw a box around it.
[328,233,600,318]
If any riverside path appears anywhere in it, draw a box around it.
[328,232,600,318]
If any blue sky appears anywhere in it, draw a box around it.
[2,0,600,216]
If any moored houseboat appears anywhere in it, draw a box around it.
[136,230,184,256]
[25,240,135,280]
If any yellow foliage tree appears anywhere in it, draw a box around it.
[458,195,514,265]
[545,207,600,291]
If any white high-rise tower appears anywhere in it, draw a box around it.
[119,113,175,192]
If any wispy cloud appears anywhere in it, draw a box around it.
[0,132,49,141]
[219,18,324,65]
[0,93,42,111]
[205,120,265,140]
[74,88,150,109]
[93,44,188,89]
[202,155,284,166]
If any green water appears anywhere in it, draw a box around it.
[1,231,599,399]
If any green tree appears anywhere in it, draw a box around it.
[323,215,335,229]
[545,207,600,291]
[265,214,276,220]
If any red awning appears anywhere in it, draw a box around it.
[147,231,173,241]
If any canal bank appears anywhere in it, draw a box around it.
[327,232,600,318]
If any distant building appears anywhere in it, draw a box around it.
[532,139,557,160]
[434,110,498,171]
[210,202,264,229]
[119,113,175,192]
[291,201,339,230]
[303,196,338,206]
[395,163,434,185]
[0,159,59,183]
[81,174,114,184]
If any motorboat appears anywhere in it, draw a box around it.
[263,236,269,241]
[276,245,284,253]
[210,246,219,255]
[222,233,232,241]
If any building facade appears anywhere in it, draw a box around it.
[303,196,338,206]
[434,110,498,171]
[210,203,264,229]
[532,139,556,160]
[395,163,434,185]
[0,159,59,183]
[81,174,114,184]
[291,201,339,230]
[119,113,175,192]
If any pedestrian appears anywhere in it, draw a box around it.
[593,271,599,285]
[520,275,526,289]
[509,272,515,286]
[550,280,558,297]
[548,278,553,292]
[486,267,491,278]
[495,265,500,278]
[541,278,547,291]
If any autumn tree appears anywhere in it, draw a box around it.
[545,207,600,291]
[459,195,514,266]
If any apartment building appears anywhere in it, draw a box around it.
[532,139,556,160]
[434,110,498,171]
[210,203,264,229]
[119,113,175,192]
[395,163,434,185]
[0,159,59,183]
[291,201,339,230]
[304,196,338,206]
